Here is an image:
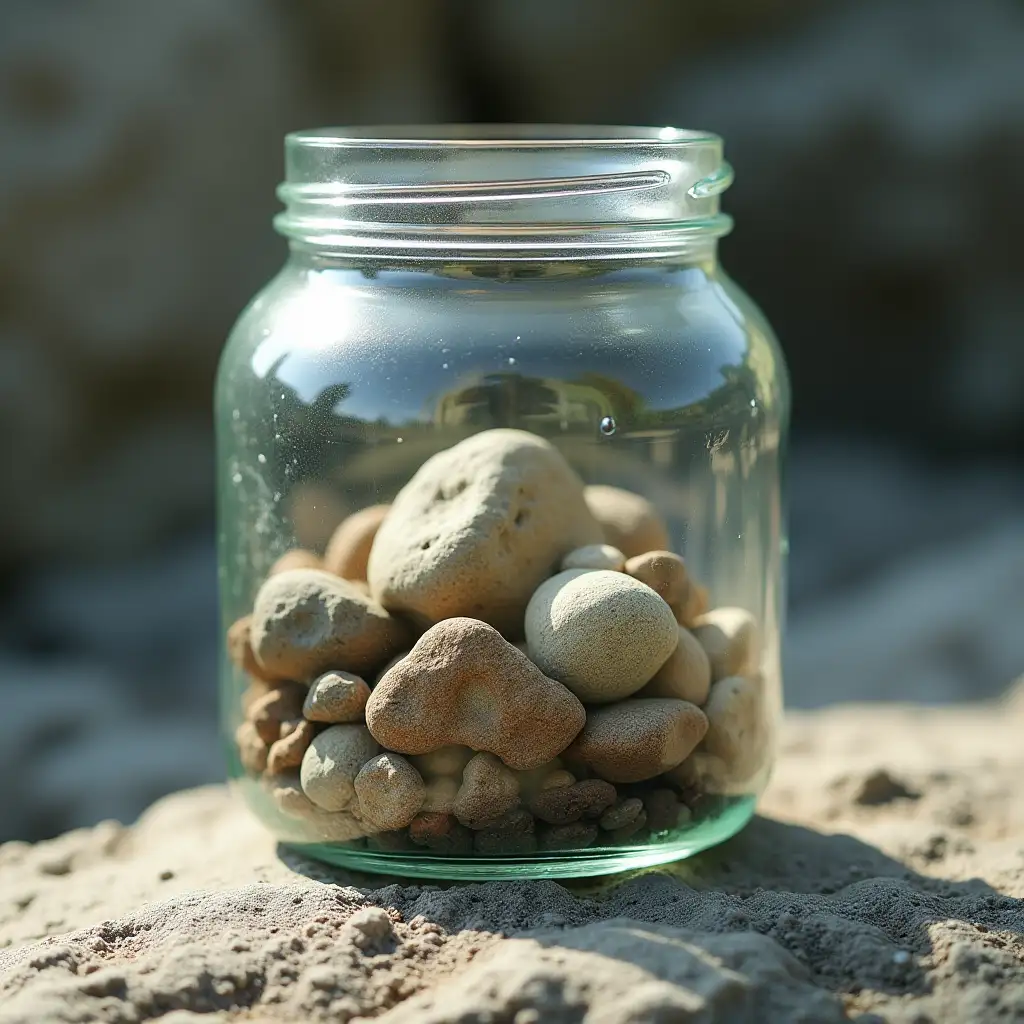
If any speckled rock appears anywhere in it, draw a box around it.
[302,671,371,724]
[640,625,712,705]
[226,615,281,683]
[567,699,709,783]
[354,753,425,831]
[583,484,670,558]
[266,719,317,775]
[367,429,602,637]
[643,788,692,832]
[528,778,617,825]
[692,606,761,681]
[323,505,390,581]
[365,617,585,770]
[561,543,626,572]
[472,807,537,855]
[701,675,768,783]
[264,772,372,842]
[625,550,689,620]
[538,821,599,850]
[452,753,520,829]
[248,684,306,744]
[250,569,409,681]
[599,797,645,832]
[525,570,679,703]
[408,812,473,854]
[299,724,380,812]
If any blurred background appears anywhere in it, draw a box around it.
[1,0,1021,842]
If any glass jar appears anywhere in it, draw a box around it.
[217,126,789,879]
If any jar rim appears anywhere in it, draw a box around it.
[277,124,732,262]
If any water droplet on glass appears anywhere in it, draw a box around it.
[257,453,267,464]
[599,416,617,437]
[508,357,516,366]
[442,362,449,370]
[232,409,240,421]
[231,472,242,485]
[515,335,521,341]
[749,399,756,407]
[396,437,403,444]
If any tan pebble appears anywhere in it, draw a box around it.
[408,813,474,853]
[409,745,473,779]
[604,808,648,844]
[235,721,269,774]
[663,752,731,797]
[473,808,536,855]
[701,675,767,783]
[567,698,708,783]
[540,769,576,791]
[525,570,678,703]
[303,671,371,723]
[251,569,409,680]
[453,753,520,828]
[265,773,372,841]
[374,650,409,686]
[240,681,272,715]
[323,505,390,581]
[583,484,670,558]
[538,822,598,850]
[561,544,626,572]
[599,797,644,832]
[679,582,710,627]
[269,548,323,575]
[354,753,425,831]
[248,684,306,744]
[227,615,280,683]
[366,618,585,770]
[643,788,691,832]
[529,779,617,825]
[511,760,566,801]
[267,719,317,774]
[421,776,460,814]
[640,625,711,705]
[367,429,602,637]
[692,607,760,681]
[624,550,689,618]
[299,724,380,812]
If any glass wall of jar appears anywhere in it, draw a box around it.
[217,126,789,878]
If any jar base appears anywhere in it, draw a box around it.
[284,795,756,880]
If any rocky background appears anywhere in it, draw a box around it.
[1,0,1022,842]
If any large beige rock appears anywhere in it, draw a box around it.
[525,569,679,703]
[367,429,602,637]
[583,485,670,558]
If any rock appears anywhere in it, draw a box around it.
[604,808,648,844]
[247,684,306,744]
[624,550,690,621]
[420,777,460,815]
[512,762,569,801]
[374,650,409,685]
[234,721,268,774]
[266,719,316,775]
[583,484,670,558]
[693,607,761,681]
[367,429,602,637]
[643,788,691,832]
[408,812,473,854]
[298,724,379,812]
[452,753,520,829]
[323,505,390,581]
[268,549,322,575]
[599,797,645,832]
[561,543,626,572]
[640,625,712,705]
[354,753,425,831]
[408,745,473,779]
[264,772,372,842]
[472,808,537,855]
[567,699,709,784]
[528,778,617,825]
[250,569,409,681]
[226,615,279,683]
[679,582,710,628]
[525,569,679,703]
[302,671,371,724]
[538,821,599,850]
[700,676,769,785]
[365,617,585,770]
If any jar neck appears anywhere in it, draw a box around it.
[274,125,733,265]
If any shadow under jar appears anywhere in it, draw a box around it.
[217,125,790,879]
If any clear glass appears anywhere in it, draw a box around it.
[216,126,789,879]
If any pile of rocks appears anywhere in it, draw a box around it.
[229,429,768,857]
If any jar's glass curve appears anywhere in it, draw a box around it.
[216,126,789,879]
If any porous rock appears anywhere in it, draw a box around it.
[640,624,712,705]
[299,724,379,812]
[266,719,317,775]
[528,778,617,825]
[365,617,585,770]
[408,812,473,854]
[693,606,761,681]
[302,671,371,724]
[226,615,280,683]
[624,549,689,620]
[264,772,373,843]
[701,675,768,783]
[323,504,390,581]
[354,753,425,831]
[250,569,409,680]
[367,429,602,637]
[561,543,626,572]
[452,753,520,829]
[568,698,709,783]
[472,808,537,855]
[525,569,679,703]
[583,484,671,558]
[248,684,306,744]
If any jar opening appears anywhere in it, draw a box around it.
[276,124,733,262]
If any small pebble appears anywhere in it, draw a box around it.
[303,671,371,724]
[354,753,426,831]
[267,719,317,774]
[561,544,626,572]
[249,684,306,744]
[421,777,460,814]
[299,724,379,812]
[529,779,617,825]
[538,822,599,850]
[453,753,520,829]
[643,788,691,832]
[598,797,644,832]
[408,813,474,854]
[235,721,269,774]
[692,607,760,681]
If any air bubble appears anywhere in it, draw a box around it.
[442,362,449,370]
[599,416,617,437]
[396,437,404,444]
[508,357,516,365]
[231,472,242,484]
[257,453,267,464]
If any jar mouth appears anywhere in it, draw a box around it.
[276,124,732,262]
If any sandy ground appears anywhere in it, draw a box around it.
[0,688,1022,1023]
